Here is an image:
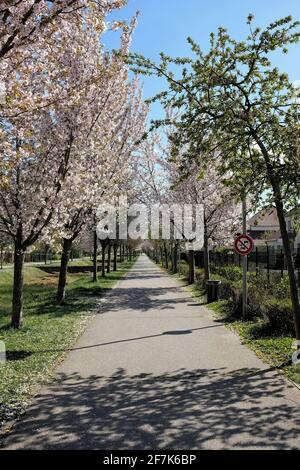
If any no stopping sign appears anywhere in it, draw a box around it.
[234,234,254,256]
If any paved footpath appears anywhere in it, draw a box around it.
[4,255,300,449]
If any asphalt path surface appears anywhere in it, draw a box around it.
[4,255,300,449]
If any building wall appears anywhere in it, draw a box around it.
[295,232,300,249]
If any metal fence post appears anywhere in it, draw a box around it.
[242,200,248,319]
[298,247,300,287]
[255,247,258,276]
[267,245,270,282]
[280,249,284,279]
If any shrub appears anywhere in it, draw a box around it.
[247,284,267,320]
[213,277,243,319]
[178,263,206,289]
[214,265,242,282]
[214,271,269,321]
[180,260,297,334]
[217,278,240,300]
[225,286,262,321]
[272,275,291,300]
[262,298,295,335]
[195,268,206,289]
[178,261,189,280]
[214,247,234,255]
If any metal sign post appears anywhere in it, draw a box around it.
[234,202,254,320]
[242,200,248,320]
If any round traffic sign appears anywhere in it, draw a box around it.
[234,234,254,256]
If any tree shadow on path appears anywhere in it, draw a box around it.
[4,367,300,450]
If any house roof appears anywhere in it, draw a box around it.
[247,207,280,228]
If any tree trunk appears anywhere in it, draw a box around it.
[93,230,98,283]
[163,242,169,270]
[107,243,111,274]
[275,198,300,340]
[0,246,3,269]
[160,246,163,266]
[203,221,210,283]
[188,249,195,285]
[11,241,25,328]
[173,243,178,274]
[44,245,49,265]
[101,242,106,278]
[254,133,300,340]
[113,245,118,271]
[170,244,174,272]
[57,238,72,304]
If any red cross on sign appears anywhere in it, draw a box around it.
[234,234,254,256]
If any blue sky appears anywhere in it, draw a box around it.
[104,0,300,121]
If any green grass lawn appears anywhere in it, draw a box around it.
[42,257,93,267]
[2,257,93,269]
[0,259,136,440]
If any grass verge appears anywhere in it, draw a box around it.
[0,259,136,441]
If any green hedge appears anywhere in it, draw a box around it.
[213,265,241,282]
[212,266,296,334]
[178,262,206,288]
[177,262,296,335]
[262,298,295,335]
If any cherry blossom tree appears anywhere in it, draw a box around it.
[49,37,147,303]
[170,160,241,282]
[0,5,133,327]
[0,99,77,327]
[132,131,174,267]
[134,123,240,283]
[0,0,125,60]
